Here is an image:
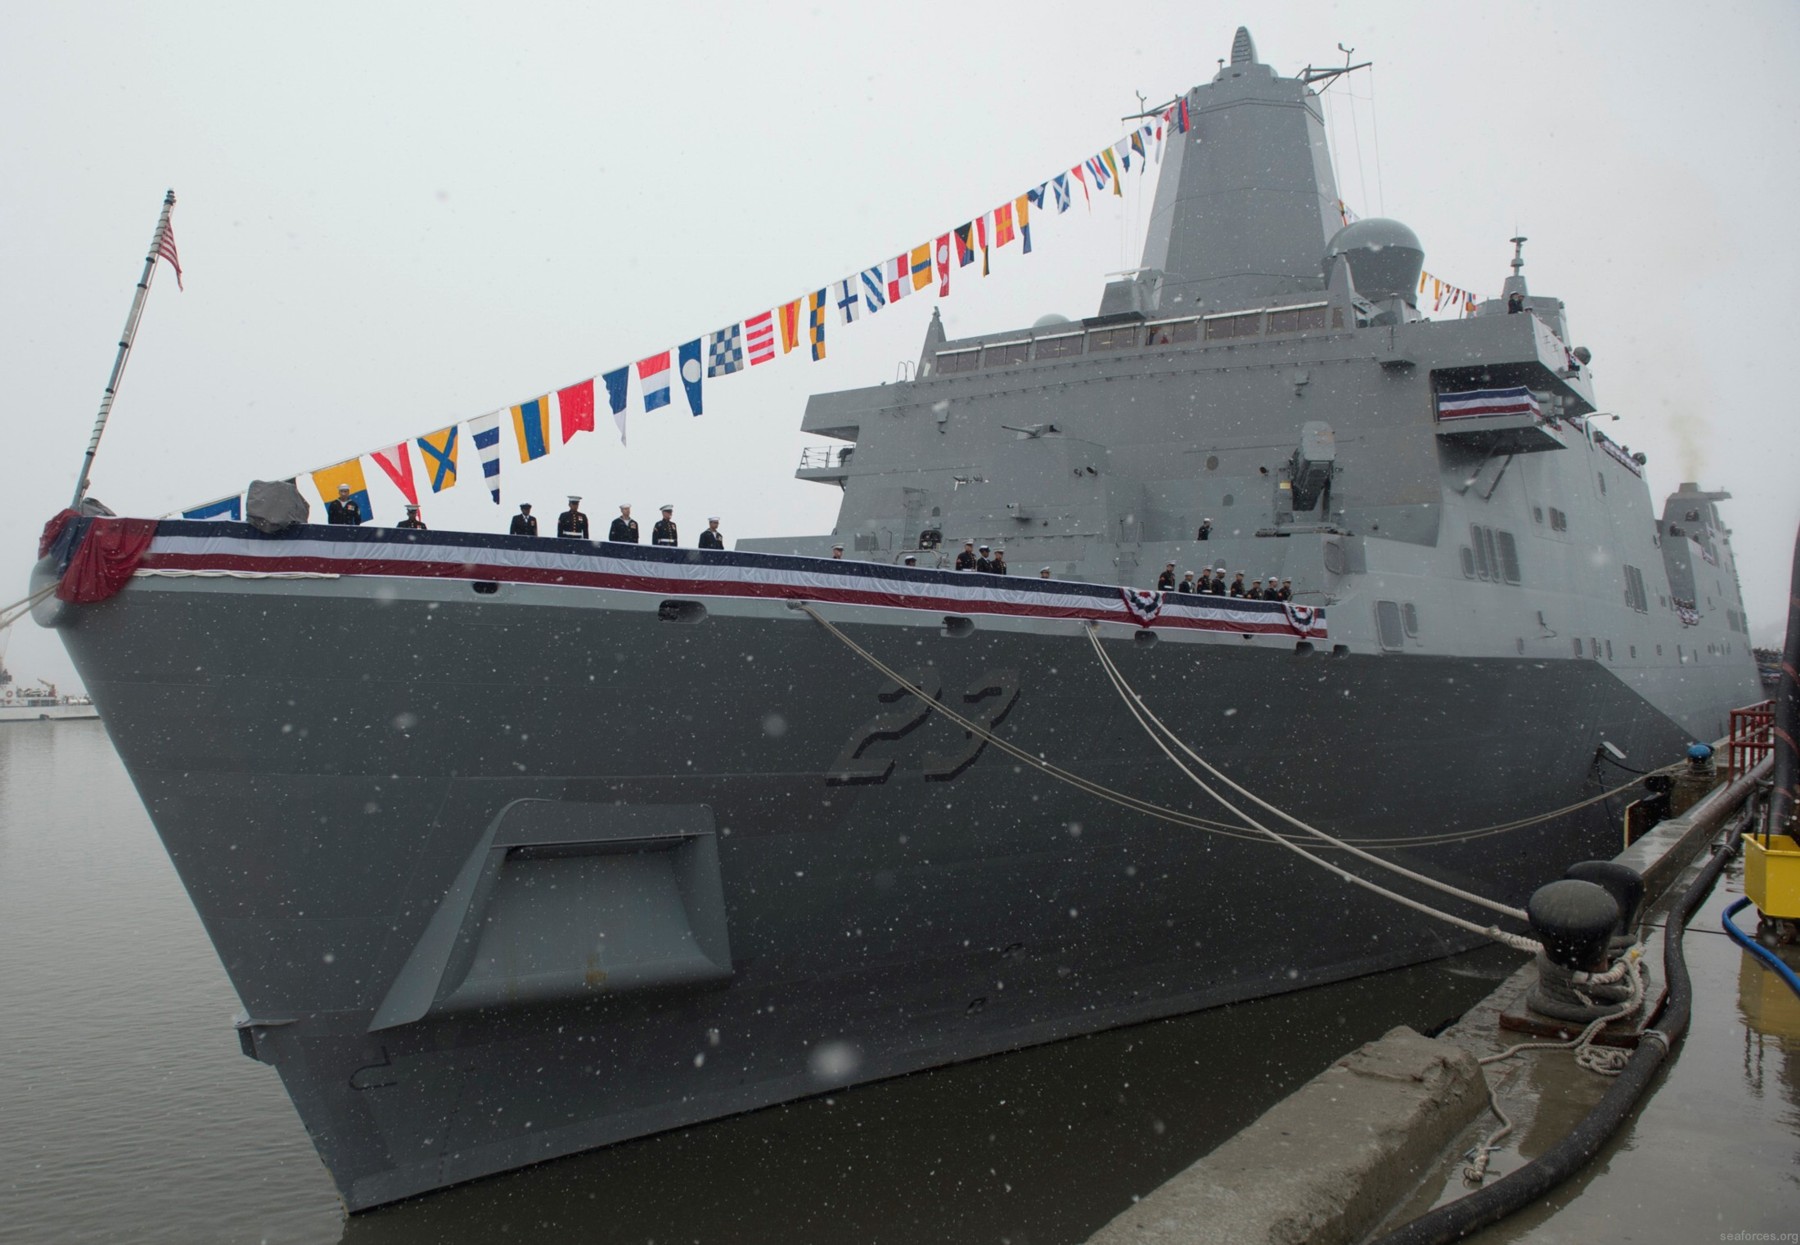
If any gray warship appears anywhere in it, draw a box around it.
[35,28,1761,1211]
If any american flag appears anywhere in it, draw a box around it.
[155,216,183,290]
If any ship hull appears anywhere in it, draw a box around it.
[54,547,1696,1209]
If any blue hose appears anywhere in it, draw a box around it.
[1722,896,1800,1000]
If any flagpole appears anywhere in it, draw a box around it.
[70,189,176,511]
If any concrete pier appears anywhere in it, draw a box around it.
[1088,763,1768,1245]
[1086,1027,1485,1245]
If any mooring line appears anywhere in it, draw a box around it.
[1070,623,1539,949]
[1082,624,1530,922]
[788,597,1634,870]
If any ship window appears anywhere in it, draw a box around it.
[937,348,978,374]
[1205,455,1220,471]
[1630,645,1637,659]
[1266,304,1328,334]
[1533,506,1544,524]
[1087,326,1139,351]
[1402,603,1419,636]
[1573,637,1584,658]
[1623,565,1648,612]
[1596,472,1607,495]
[1549,507,1568,532]
[1605,640,1613,661]
[1656,645,1663,656]
[1459,547,1476,578]
[1034,332,1084,360]
[1203,311,1263,340]
[1375,600,1404,651]
[1144,318,1198,344]
[1591,636,1601,659]
[983,340,1030,368]
[1495,531,1521,584]
[1469,525,1491,580]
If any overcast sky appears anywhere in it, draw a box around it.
[4,1,1797,690]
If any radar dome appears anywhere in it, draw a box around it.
[1032,313,1072,329]
[1324,218,1424,305]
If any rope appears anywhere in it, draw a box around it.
[795,602,1651,861]
[1076,623,1539,951]
[1462,947,1645,1183]
[0,583,57,634]
[1083,627,1528,922]
[796,603,1297,841]
[816,596,1527,941]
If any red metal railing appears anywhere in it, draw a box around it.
[1727,699,1775,779]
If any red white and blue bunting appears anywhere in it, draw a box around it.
[123,520,1329,639]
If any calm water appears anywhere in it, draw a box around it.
[12,721,1767,1245]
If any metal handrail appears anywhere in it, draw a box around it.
[1727,699,1774,780]
[797,446,854,471]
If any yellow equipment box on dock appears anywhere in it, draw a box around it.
[1742,832,1800,920]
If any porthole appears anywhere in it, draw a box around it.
[1205,455,1220,471]
[1222,494,1235,506]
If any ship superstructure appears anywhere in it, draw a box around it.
[34,28,1758,1211]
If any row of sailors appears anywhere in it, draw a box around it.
[1157,560,1293,600]
[330,487,730,549]
[516,499,727,549]
[341,494,1273,595]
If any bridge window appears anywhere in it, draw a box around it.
[1144,318,1199,345]
[982,340,1030,368]
[1034,332,1084,360]
[1266,303,1329,334]
[937,348,978,375]
[1204,311,1263,341]
[1087,325,1139,352]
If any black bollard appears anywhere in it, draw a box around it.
[1527,879,1620,972]
[1564,860,1646,937]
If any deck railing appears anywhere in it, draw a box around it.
[1727,699,1775,779]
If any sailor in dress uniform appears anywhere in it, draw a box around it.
[396,505,426,530]
[326,484,361,525]
[608,504,639,543]
[509,503,538,536]
[698,517,725,550]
